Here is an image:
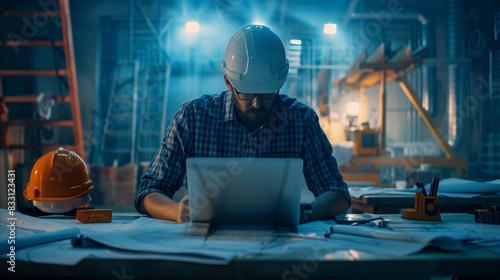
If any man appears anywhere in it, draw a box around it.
[134,24,351,223]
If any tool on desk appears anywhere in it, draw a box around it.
[204,223,217,241]
[71,234,103,248]
[333,216,393,230]
[429,175,440,196]
[402,180,441,221]
[20,206,113,223]
[20,206,94,217]
[76,209,112,223]
[474,204,500,224]
[416,182,427,196]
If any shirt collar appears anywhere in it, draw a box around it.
[222,90,236,122]
[221,90,284,124]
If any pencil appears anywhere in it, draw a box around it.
[430,175,440,195]
[416,182,427,196]
[434,175,440,195]
[430,177,435,195]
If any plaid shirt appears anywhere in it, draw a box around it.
[135,91,351,213]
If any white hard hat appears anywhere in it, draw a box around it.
[222,25,289,93]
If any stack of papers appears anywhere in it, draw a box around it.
[429,178,500,193]
[2,208,498,266]
[0,208,79,253]
[349,178,500,199]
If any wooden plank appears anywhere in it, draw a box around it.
[359,45,414,72]
[354,44,425,87]
[0,41,64,47]
[332,75,346,86]
[0,69,67,76]
[397,76,457,159]
[7,144,77,151]
[345,51,367,84]
[353,43,390,87]
[0,77,9,149]
[365,43,389,63]
[2,120,75,126]
[1,96,71,103]
[388,44,413,64]
[0,11,60,17]
[357,69,399,87]
[378,70,387,155]
[336,44,427,88]
[60,0,85,160]
[335,43,397,87]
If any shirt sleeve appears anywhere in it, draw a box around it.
[134,101,194,214]
[301,110,351,206]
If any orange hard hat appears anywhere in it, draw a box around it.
[24,147,94,201]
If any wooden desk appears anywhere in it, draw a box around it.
[350,194,500,214]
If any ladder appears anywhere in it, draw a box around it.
[0,0,85,163]
[135,63,170,164]
[98,60,139,166]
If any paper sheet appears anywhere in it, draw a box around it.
[422,178,500,194]
[14,239,235,266]
[4,211,499,267]
[0,208,80,253]
[298,221,466,251]
[348,186,491,199]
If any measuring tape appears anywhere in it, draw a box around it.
[474,205,500,224]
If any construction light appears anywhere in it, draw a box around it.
[346,101,360,116]
[185,21,199,33]
[323,23,337,35]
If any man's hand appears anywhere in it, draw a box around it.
[141,192,190,222]
[309,191,350,221]
[177,194,190,223]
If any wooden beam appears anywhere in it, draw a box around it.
[1,120,75,126]
[397,76,457,159]
[0,69,67,76]
[0,11,60,17]
[359,87,368,124]
[352,43,390,87]
[356,44,424,87]
[60,0,85,160]
[378,70,387,155]
[365,43,389,63]
[7,144,77,151]
[388,44,413,64]
[0,41,64,47]
[345,51,367,84]
[1,96,71,103]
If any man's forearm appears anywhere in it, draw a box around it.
[140,192,180,221]
[310,191,350,221]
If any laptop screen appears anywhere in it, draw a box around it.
[186,158,303,231]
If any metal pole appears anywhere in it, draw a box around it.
[129,0,134,62]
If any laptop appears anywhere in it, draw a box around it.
[186,157,304,232]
